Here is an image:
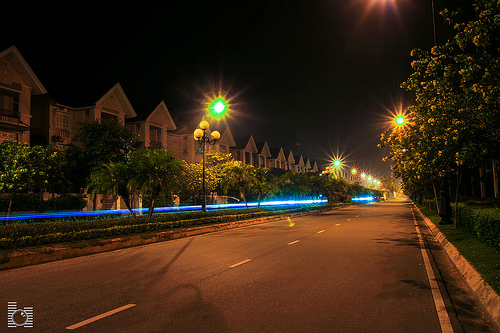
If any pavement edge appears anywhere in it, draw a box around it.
[413,203,500,331]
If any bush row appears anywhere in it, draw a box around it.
[0,204,338,250]
[457,204,500,248]
[0,194,87,213]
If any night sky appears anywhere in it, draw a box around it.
[2,0,474,177]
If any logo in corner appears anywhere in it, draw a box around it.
[7,302,33,328]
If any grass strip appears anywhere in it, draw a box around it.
[417,204,500,294]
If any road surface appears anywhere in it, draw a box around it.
[0,199,495,332]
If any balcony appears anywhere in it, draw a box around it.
[0,108,20,124]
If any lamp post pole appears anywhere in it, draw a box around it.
[194,121,220,212]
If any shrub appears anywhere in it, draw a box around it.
[0,194,87,213]
[457,204,500,248]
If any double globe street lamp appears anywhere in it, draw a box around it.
[194,120,220,212]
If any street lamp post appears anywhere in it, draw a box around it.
[194,120,220,212]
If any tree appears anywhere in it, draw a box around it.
[67,120,140,191]
[87,162,138,216]
[178,152,232,204]
[221,162,256,207]
[251,167,278,207]
[130,148,181,218]
[382,0,500,226]
[0,140,66,214]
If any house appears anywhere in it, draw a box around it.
[0,46,47,144]
[267,147,287,170]
[284,150,296,171]
[253,141,271,168]
[126,100,176,149]
[230,135,258,165]
[168,121,236,164]
[294,155,305,173]
[31,83,137,147]
[304,157,319,173]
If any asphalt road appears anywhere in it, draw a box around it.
[0,199,495,332]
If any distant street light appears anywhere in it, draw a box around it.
[333,159,342,179]
[194,120,220,212]
[395,115,406,126]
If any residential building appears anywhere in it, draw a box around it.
[31,83,137,147]
[230,135,258,165]
[126,101,176,149]
[267,147,287,169]
[254,141,271,168]
[0,46,46,144]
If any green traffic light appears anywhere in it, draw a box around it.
[395,115,406,126]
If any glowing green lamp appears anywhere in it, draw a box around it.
[208,97,228,119]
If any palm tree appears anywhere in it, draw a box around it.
[130,148,181,218]
[221,162,256,208]
[87,162,137,216]
[252,168,277,207]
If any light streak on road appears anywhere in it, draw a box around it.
[0,198,328,222]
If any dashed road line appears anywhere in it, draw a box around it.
[66,304,136,330]
[335,223,341,227]
[287,240,300,245]
[317,230,325,234]
[229,259,252,268]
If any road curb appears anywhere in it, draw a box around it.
[0,208,329,271]
[413,204,500,331]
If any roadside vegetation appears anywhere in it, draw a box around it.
[417,202,500,294]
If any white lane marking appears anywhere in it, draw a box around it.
[317,230,325,234]
[335,223,341,227]
[66,304,136,330]
[287,240,300,245]
[229,259,252,268]
[411,208,454,333]
[347,219,352,221]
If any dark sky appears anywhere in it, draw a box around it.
[2,0,473,177]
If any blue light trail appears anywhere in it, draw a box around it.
[0,198,328,222]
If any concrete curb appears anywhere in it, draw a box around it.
[413,204,500,331]
[0,208,329,271]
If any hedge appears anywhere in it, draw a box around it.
[0,194,87,213]
[457,204,500,248]
[0,203,341,250]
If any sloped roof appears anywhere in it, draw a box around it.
[95,83,136,118]
[255,141,271,157]
[269,147,286,160]
[232,135,258,152]
[0,46,47,95]
[126,100,177,129]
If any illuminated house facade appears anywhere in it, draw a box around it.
[0,46,46,144]
[31,83,137,147]
[1,45,319,174]
[125,101,176,149]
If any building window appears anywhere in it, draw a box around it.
[55,112,71,129]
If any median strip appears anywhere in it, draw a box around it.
[66,303,136,330]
